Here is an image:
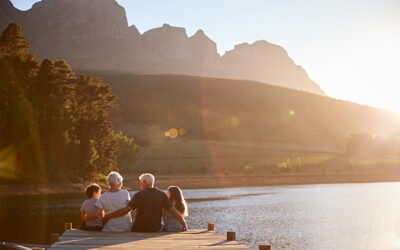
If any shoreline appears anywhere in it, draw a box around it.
[1,172,400,196]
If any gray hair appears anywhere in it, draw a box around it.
[107,171,123,186]
[139,173,155,187]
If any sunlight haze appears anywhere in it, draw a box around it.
[10,0,400,112]
[2,1,400,248]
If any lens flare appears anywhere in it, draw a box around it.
[164,128,178,139]
[229,117,239,128]
[179,128,186,136]
[169,128,178,138]
[289,110,295,116]
[0,144,18,180]
[165,128,185,138]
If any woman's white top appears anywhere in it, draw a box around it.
[95,190,132,232]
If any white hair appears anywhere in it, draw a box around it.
[139,173,155,187]
[107,171,123,186]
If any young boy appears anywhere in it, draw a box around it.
[80,183,103,231]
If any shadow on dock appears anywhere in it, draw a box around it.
[49,228,251,249]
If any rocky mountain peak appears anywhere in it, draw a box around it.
[227,40,290,61]
[0,0,14,9]
[0,0,21,30]
[190,29,220,62]
[129,25,140,35]
[142,24,192,60]
[128,24,141,41]
[193,29,205,37]
[0,0,325,95]
[233,42,249,49]
[222,40,324,94]
[25,0,130,41]
[253,40,272,46]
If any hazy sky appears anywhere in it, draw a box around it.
[10,0,400,112]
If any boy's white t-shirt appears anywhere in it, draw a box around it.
[95,189,132,232]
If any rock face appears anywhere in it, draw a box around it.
[221,41,323,93]
[26,0,130,41]
[0,0,21,30]
[142,24,193,60]
[189,29,221,73]
[2,0,144,70]
[0,0,325,95]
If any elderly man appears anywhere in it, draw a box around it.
[103,173,188,232]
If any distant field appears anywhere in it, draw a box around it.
[2,140,398,195]
[128,140,340,174]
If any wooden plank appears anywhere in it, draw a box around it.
[50,246,249,249]
[53,240,245,246]
[49,229,251,250]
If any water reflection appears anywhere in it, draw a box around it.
[183,183,400,249]
[1,183,400,249]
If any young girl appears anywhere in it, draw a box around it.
[163,186,188,232]
[80,183,103,231]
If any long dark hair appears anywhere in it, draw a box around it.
[168,186,188,216]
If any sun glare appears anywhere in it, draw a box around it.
[0,144,18,180]
[384,107,400,122]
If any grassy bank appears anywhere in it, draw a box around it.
[2,169,400,196]
[1,140,399,195]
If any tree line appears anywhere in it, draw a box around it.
[345,133,400,158]
[0,23,137,182]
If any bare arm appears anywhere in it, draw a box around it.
[85,207,103,222]
[80,210,86,222]
[103,205,132,224]
[169,207,188,231]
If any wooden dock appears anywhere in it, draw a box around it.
[49,229,253,249]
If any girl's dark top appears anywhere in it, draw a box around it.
[128,187,173,232]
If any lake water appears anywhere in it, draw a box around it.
[1,182,400,249]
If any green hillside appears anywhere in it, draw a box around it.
[90,72,399,151]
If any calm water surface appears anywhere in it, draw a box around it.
[1,182,400,249]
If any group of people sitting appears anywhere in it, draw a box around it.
[80,172,188,232]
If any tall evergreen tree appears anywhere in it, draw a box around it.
[0,23,42,180]
[0,23,121,182]
[68,75,118,178]
[0,23,29,57]
[33,59,76,177]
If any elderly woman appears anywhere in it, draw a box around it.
[87,171,132,232]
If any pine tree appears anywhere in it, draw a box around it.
[33,59,76,177]
[0,23,29,57]
[0,23,121,182]
[69,75,117,178]
[0,23,43,180]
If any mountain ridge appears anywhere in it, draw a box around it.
[2,0,325,95]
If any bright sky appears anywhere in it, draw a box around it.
[10,0,400,112]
